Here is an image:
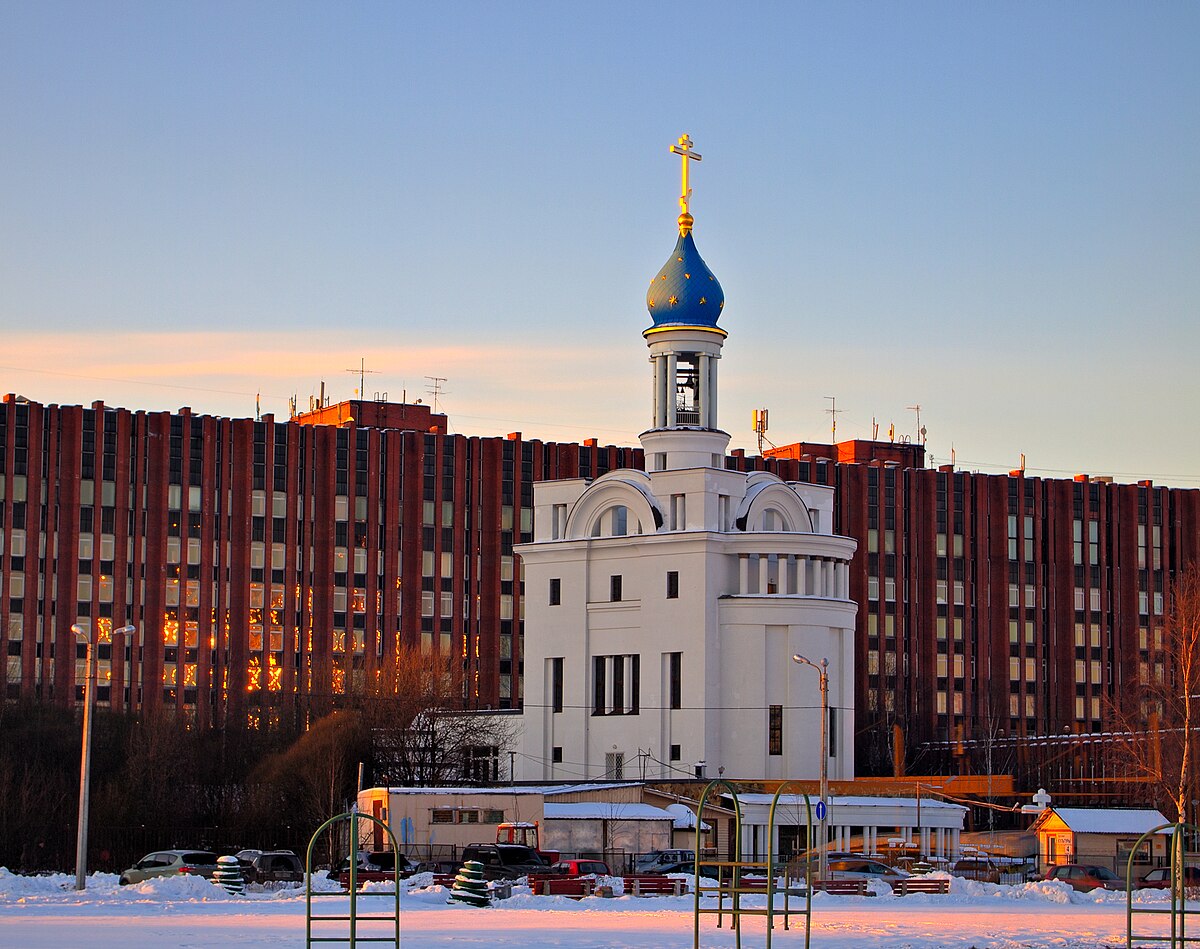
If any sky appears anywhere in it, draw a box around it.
[2,3,1198,485]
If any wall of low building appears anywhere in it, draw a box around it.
[542,819,672,858]
[356,788,545,854]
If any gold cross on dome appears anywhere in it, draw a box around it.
[670,134,702,217]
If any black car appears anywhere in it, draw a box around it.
[235,850,304,885]
[332,850,419,887]
[459,843,549,880]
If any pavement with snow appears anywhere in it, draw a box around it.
[0,868,1184,948]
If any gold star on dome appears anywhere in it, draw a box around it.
[668,295,678,306]
[684,273,690,279]
[648,299,655,307]
[677,256,683,262]
[699,296,707,305]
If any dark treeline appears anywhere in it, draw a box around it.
[0,700,371,874]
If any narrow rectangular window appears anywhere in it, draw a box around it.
[610,575,622,602]
[630,654,640,714]
[669,652,682,710]
[612,655,625,714]
[670,743,681,761]
[551,657,563,713]
[666,571,679,599]
[549,577,561,606]
[592,656,606,715]
[552,746,563,763]
[828,706,838,757]
[605,751,625,779]
[769,704,784,756]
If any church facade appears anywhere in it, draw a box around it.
[515,137,858,782]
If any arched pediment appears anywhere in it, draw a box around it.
[734,477,814,533]
[563,470,664,540]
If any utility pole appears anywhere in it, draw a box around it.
[793,653,830,881]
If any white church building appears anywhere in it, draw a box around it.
[515,136,858,784]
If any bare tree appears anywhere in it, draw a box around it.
[1106,565,1200,823]
[356,644,518,787]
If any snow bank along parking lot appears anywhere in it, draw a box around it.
[0,868,1181,949]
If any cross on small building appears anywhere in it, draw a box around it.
[669,134,703,217]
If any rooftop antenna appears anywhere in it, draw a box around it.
[345,358,380,398]
[906,404,922,444]
[825,396,844,442]
[425,376,447,414]
[752,409,775,454]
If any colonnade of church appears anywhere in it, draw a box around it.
[736,552,851,598]
[739,822,963,862]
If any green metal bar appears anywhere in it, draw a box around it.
[306,809,403,949]
[766,783,814,949]
[1127,822,1200,949]
[694,779,745,949]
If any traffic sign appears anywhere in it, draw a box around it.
[815,800,827,821]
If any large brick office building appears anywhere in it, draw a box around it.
[2,391,1197,781]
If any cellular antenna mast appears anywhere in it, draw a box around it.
[753,409,775,454]
[425,376,448,414]
[825,396,844,442]
[345,358,380,398]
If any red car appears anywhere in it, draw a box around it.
[551,859,611,877]
[1042,864,1126,892]
[1137,866,1200,889]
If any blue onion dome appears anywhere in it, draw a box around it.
[645,217,725,332]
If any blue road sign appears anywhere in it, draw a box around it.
[815,800,827,821]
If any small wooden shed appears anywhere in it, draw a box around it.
[1030,807,1169,873]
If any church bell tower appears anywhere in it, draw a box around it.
[640,134,731,472]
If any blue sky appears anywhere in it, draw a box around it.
[2,2,1198,483]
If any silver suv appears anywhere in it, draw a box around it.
[119,850,219,885]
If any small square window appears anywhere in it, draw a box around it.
[552,746,563,763]
[549,577,561,606]
[610,575,622,602]
[666,571,679,599]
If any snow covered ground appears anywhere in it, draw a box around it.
[0,868,1182,949]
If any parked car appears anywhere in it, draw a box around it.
[333,851,419,887]
[1137,866,1200,889]
[952,856,1004,884]
[119,850,220,885]
[825,858,910,886]
[235,850,304,885]
[459,843,549,880]
[634,850,696,874]
[1042,864,1127,892]
[551,859,611,877]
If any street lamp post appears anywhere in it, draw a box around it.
[73,623,134,891]
[793,653,829,881]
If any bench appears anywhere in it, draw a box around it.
[623,875,688,897]
[894,878,950,896]
[526,874,592,898]
[812,879,870,896]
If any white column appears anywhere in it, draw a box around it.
[824,560,835,597]
[758,554,769,594]
[796,557,807,595]
[666,354,678,426]
[839,561,849,599]
[778,555,791,595]
[697,354,709,428]
[708,353,719,428]
[951,828,961,859]
[739,554,749,594]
